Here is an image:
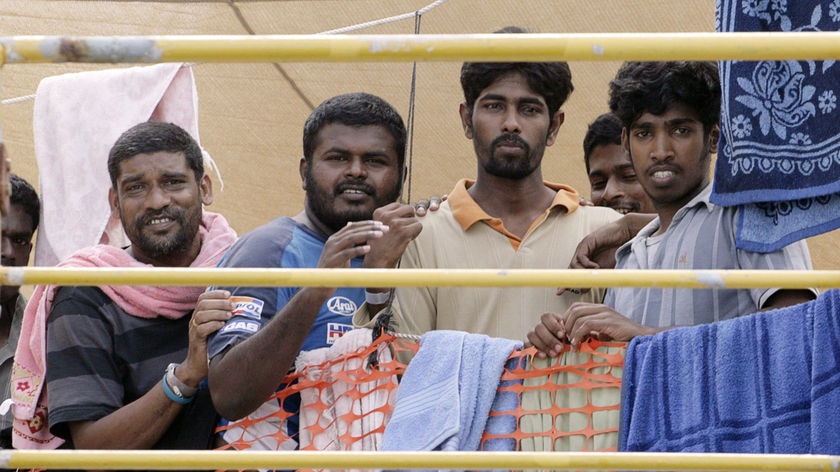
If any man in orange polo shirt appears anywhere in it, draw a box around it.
[355,27,621,341]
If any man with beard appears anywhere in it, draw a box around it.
[527,62,816,356]
[353,27,621,343]
[13,121,237,451]
[583,112,654,215]
[206,92,420,444]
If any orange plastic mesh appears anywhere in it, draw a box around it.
[216,333,625,453]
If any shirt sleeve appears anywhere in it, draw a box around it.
[737,238,817,308]
[46,288,124,439]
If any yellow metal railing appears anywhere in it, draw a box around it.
[3,32,840,64]
[3,450,840,471]
[4,31,840,471]
[3,267,840,289]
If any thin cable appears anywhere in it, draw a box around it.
[0,0,451,107]
[318,0,448,35]
[371,4,429,346]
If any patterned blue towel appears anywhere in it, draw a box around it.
[619,289,840,454]
[713,0,840,252]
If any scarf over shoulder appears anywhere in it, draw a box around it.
[10,211,236,449]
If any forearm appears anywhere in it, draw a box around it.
[68,381,184,449]
[209,287,329,420]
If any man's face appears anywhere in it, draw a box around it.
[110,151,211,267]
[301,123,402,234]
[462,71,561,180]
[625,102,717,213]
[1,203,35,302]
[588,143,655,215]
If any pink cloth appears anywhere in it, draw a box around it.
[33,63,219,267]
[10,211,236,449]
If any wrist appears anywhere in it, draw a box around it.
[162,363,197,404]
[365,289,391,305]
[173,363,202,389]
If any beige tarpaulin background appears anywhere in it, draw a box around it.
[1,0,837,269]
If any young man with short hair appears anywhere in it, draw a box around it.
[528,62,816,354]
[355,28,621,342]
[583,112,654,215]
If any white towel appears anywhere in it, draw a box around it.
[32,63,218,266]
[295,328,397,455]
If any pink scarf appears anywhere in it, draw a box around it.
[10,211,236,449]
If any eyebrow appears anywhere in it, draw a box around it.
[632,117,700,129]
[119,171,189,186]
[478,93,546,107]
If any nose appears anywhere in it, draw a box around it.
[602,177,625,202]
[501,109,521,134]
[146,185,172,209]
[344,156,367,179]
[651,134,674,161]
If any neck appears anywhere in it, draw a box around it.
[127,239,202,268]
[295,209,333,237]
[653,181,709,235]
[469,171,555,217]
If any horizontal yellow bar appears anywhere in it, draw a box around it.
[3,32,840,64]
[3,450,839,471]
[2,267,839,289]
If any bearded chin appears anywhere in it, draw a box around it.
[135,228,192,260]
[485,157,537,180]
[306,185,402,233]
[129,215,195,260]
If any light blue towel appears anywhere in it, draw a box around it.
[382,330,521,455]
[620,289,840,454]
[713,0,840,252]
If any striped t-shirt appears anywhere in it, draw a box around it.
[605,184,815,328]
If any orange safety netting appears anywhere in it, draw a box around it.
[216,331,625,454]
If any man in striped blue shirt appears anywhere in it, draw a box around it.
[528,61,816,355]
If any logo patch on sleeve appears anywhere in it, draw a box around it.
[326,323,353,344]
[231,296,265,320]
[220,320,260,335]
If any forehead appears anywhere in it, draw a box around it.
[589,144,632,174]
[313,123,398,155]
[2,204,35,233]
[116,151,191,181]
[477,72,543,103]
[632,102,703,127]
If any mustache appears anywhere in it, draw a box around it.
[492,134,528,149]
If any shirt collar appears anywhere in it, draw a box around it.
[448,178,581,231]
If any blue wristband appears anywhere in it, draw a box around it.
[161,372,193,405]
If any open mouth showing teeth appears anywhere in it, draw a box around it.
[148,218,172,225]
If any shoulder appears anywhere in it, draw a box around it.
[412,202,465,245]
[564,205,622,228]
[50,286,111,311]
[219,216,303,268]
